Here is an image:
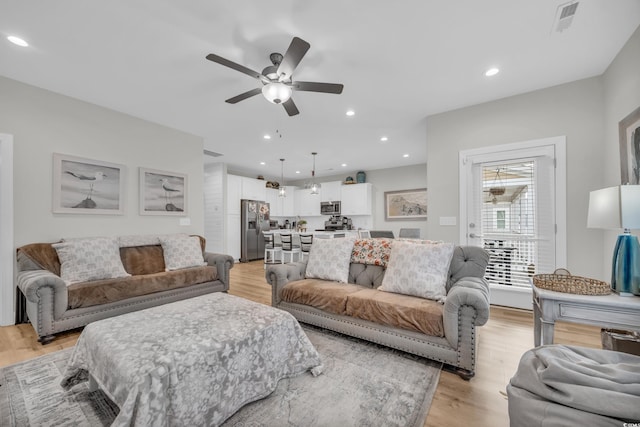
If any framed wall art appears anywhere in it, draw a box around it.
[139,168,187,215]
[52,153,125,215]
[384,188,427,221]
[619,105,640,185]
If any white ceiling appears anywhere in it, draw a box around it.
[1,1,639,181]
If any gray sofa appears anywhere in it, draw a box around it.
[16,234,234,344]
[266,245,490,379]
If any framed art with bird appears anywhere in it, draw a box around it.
[139,167,188,216]
[52,153,125,215]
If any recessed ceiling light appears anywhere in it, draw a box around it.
[485,67,500,77]
[7,36,28,47]
[260,161,266,165]
[263,134,271,140]
[346,110,355,117]
[403,154,410,158]
[380,136,388,142]
[295,170,301,174]
[341,163,347,167]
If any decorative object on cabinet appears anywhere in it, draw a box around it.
[265,181,280,189]
[52,153,125,215]
[305,152,321,195]
[139,168,187,215]
[587,185,640,295]
[384,188,427,221]
[619,105,640,185]
[344,176,355,184]
[356,171,366,183]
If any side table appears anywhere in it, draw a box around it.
[532,281,640,346]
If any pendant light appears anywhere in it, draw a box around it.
[309,152,321,195]
[279,159,286,197]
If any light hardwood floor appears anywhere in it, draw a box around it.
[0,261,602,426]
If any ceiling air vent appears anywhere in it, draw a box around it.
[204,149,223,157]
[552,1,579,33]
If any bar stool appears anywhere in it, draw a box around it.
[280,233,301,263]
[263,233,282,269]
[299,234,314,261]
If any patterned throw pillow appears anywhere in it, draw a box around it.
[159,235,207,271]
[350,238,394,267]
[305,238,356,283]
[53,237,131,285]
[379,240,455,302]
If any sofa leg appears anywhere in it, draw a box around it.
[38,335,55,345]
[455,368,475,381]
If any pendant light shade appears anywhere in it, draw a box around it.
[308,152,321,195]
[279,159,286,197]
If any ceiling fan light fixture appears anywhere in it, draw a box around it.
[262,82,292,104]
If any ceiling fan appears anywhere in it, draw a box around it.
[205,37,343,116]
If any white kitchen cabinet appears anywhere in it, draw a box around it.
[295,188,322,217]
[241,176,266,201]
[265,188,281,217]
[226,174,242,215]
[320,181,342,202]
[341,183,372,215]
[226,213,241,261]
[281,186,297,216]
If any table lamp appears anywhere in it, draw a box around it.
[587,185,640,296]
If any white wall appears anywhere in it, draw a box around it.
[426,77,605,280]
[601,26,640,280]
[0,76,205,247]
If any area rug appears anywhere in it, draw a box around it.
[0,325,441,427]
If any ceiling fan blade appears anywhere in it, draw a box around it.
[292,81,344,94]
[277,37,310,80]
[225,88,262,104]
[206,53,268,82]
[282,98,300,116]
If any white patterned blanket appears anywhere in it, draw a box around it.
[61,292,323,426]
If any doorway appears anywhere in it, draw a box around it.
[459,136,566,309]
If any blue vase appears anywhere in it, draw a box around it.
[611,233,640,296]
[356,171,366,183]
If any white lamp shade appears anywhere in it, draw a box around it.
[262,82,292,104]
[587,185,640,230]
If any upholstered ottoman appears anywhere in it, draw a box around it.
[507,345,640,426]
[61,293,322,426]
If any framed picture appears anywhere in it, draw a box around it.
[139,168,187,215]
[52,153,125,215]
[384,188,427,221]
[619,105,640,185]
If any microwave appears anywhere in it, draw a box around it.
[320,201,341,215]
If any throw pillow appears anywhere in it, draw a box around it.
[379,240,455,303]
[305,237,356,283]
[350,238,394,267]
[52,237,130,285]
[159,235,207,271]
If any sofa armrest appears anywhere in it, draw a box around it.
[443,276,490,348]
[204,252,235,289]
[265,262,306,305]
[17,269,68,320]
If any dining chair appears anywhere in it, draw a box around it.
[398,228,421,239]
[358,230,371,238]
[263,233,282,269]
[280,233,302,263]
[299,234,314,261]
[369,230,395,238]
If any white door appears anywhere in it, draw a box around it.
[459,136,566,309]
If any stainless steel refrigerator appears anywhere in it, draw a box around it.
[240,199,270,262]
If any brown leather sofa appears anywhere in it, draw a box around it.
[16,234,233,343]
